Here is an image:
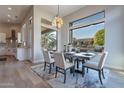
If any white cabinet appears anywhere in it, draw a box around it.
[21,24,27,44]
[0,48,16,56]
[0,33,6,43]
[17,32,21,43]
[17,48,28,61]
[20,16,33,61]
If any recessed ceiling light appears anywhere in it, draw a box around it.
[8,14,11,17]
[8,7,12,10]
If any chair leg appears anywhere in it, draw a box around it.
[70,68,72,73]
[98,70,103,85]
[82,66,85,77]
[87,68,88,73]
[53,63,54,67]
[102,69,105,79]
[55,67,58,78]
[64,70,66,83]
[73,66,75,77]
[49,64,52,74]
[43,62,46,71]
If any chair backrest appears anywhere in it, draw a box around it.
[98,51,108,69]
[43,50,52,63]
[53,52,65,69]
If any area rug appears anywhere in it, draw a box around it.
[31,63,109,88]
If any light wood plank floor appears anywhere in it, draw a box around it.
[0,56,124,88]
[0,56,51,88]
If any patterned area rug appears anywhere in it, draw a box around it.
[31,63,109,88]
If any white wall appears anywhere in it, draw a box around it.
[20,5,59,63]
[32,5,55,63]
[105,6,124,70]
[61,5,124,70]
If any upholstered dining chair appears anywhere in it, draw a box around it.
[54,52,75,83]
[43,50,55,74]
[83,51,108,85]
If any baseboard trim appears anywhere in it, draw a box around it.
[32,59,44,64]
[105,65,124,72]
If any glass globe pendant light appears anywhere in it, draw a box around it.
[52,5,63,29]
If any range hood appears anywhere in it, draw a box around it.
[6,30,17,40]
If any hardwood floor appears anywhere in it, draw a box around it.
[0,56,51,88]
[1,56,124,88]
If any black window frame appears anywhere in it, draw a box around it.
[70,11,105,27]
[69,11,105,44]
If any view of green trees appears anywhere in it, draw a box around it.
[42,28,104,51]
[94,29,105,46]
[72,29,105,49]
[41,31,56,50]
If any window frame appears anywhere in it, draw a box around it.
[70,11,105,26]
[69,11,105,44]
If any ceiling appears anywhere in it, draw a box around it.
[37,5,85,17]
[0,5,85,24]
[0,5,31,24]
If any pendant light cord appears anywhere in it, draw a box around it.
[57,5,59,16]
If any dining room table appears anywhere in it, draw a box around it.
[64,51,96,76]
[64,51,96,85]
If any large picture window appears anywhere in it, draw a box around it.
[70,11,105,52]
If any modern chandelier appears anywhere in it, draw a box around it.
[52,5,63,29]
